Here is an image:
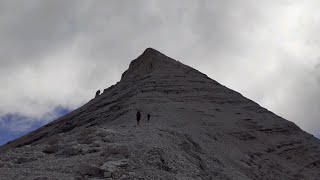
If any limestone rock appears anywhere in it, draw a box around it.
[47,134,63,145]
[103,171,112,178]
[15,157,37,164]
[100,145,130,158]
[78,163,102,176]
[100,159,129,172]
[43,144,60,154]
[59,146,80,157]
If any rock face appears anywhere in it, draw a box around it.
[0,47,320,179]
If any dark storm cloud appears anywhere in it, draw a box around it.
[0,0,320,137]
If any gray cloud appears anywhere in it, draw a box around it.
[0,0,320,137]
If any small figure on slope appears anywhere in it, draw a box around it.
[136,111,141,126]
[95,90,101,98]
[147,114,151,123]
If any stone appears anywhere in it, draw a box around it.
[81,147,89,155]
[102,137,115,143]
[15,157,36,164]
[78,163,101,176]
[96,128,112,137]
[25,145,32,149]
[81,147,101,155]
[73,176,82,180]
[6,162,14,168]
[128,172,136,177]
[32,176,49,180]
[46,134,63,145]
[104,172,112,178]
[37,153,46,159]
[100,159,128,173]
[92,141,101,147]
[60,146,80,157]
[43,144,60,154]
[100,145,130,158]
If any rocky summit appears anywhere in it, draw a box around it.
[0,48,320,180]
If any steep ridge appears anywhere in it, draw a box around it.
[0,48,319,180]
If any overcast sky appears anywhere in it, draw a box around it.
[0,0,320,144]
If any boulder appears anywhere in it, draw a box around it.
[145,147,171,171]
[100,159,129,173]
[92,141,102,147]
[59,146,80,157]
[6,162,14,168]
[102,137,115,143]
[46,134,63,145]
[15,157,37,164]
[43,144,60,154]
[100,145,130,158]
[128,172,136,177]
[78,163,101,176]
[104,172,112,178]
[81,147,101,155]
[77,129,101,145]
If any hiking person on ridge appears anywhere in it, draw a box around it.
[147,114,151,123]
[95,90,100,98]
[136,111,141,126]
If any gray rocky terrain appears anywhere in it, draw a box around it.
[0,48,320,180]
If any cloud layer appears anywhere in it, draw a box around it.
[0,0,319,138]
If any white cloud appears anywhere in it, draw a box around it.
[0,0,319,137]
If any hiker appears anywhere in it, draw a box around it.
[136,111,141,126]
[95,90,100,98]
[147,114,151,123]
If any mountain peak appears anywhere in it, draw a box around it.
[140,47,170,61]
[121,48,180,81]
[142,47,162,56]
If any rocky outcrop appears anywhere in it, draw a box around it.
[78,163,102,177]
[43,134,63,154]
